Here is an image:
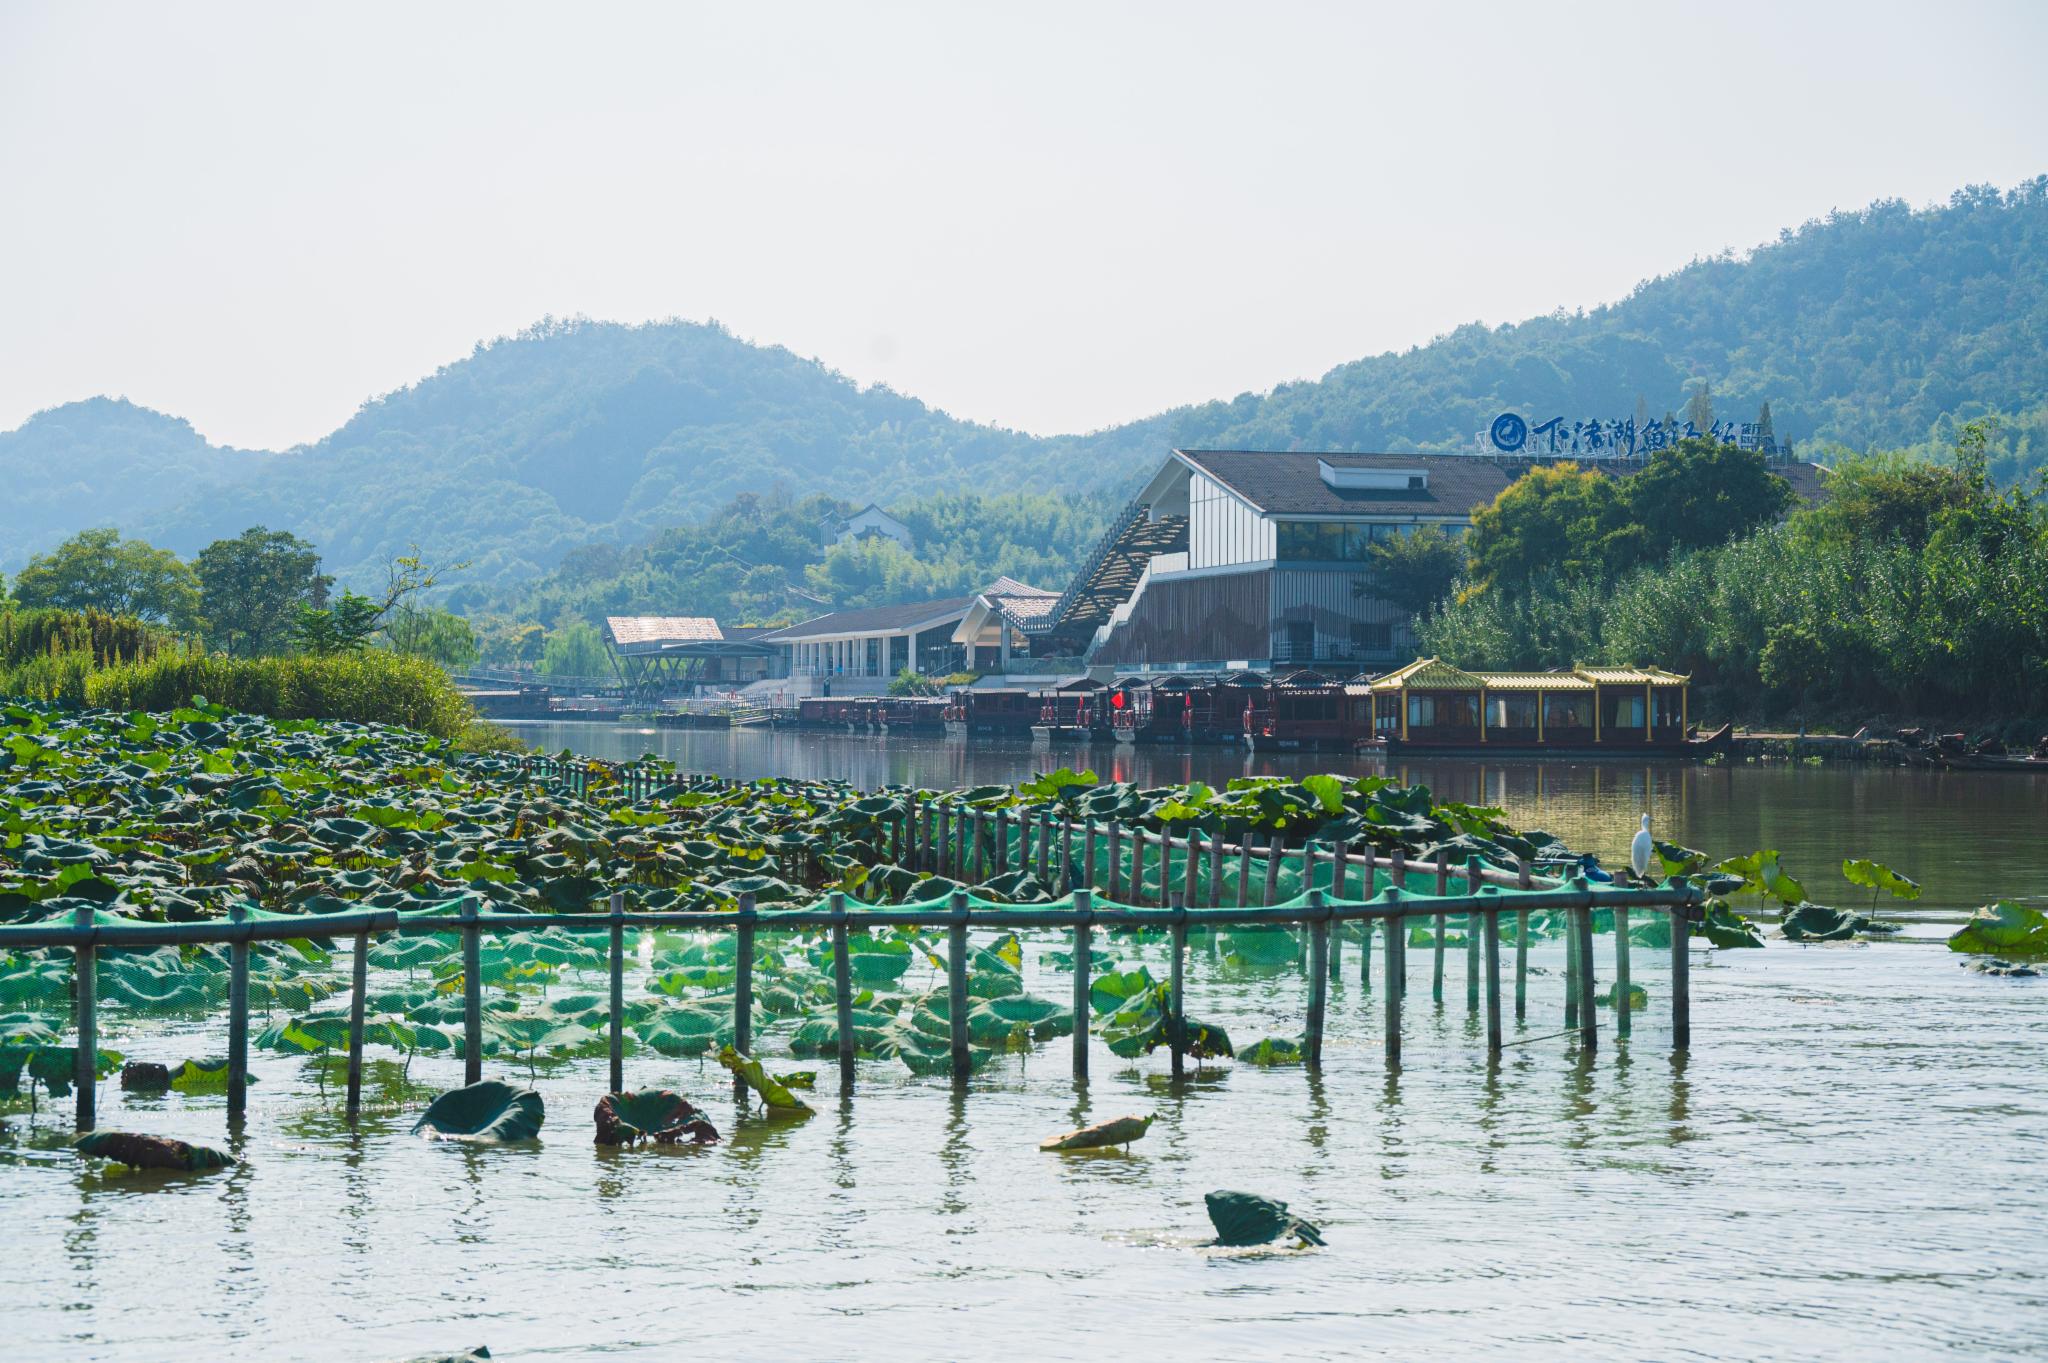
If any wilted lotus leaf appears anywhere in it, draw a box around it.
[593,1089,718,1146]
[74,1130,237,1173]
[717,1044,810,1112]
[1040,1113,1153,1151]
[1204,1190,1324,1247]
[412,1080,545,1142]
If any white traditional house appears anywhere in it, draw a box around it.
[821,503,915,552]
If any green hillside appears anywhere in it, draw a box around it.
[4,178,2041,596]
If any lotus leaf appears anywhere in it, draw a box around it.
[717,1045,811,1111]
[1594,983,1650,1008]
[1947,901,2048,958]
[1238,1037,1305,1066]
[1780,902,1899,942]
[412,1080,545,1142]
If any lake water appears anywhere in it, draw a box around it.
[4,725,2045,1362]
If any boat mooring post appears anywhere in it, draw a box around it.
[947,891,972,1085]
[1306,890,1329,1068]
[607,891,625,1095]
[1168,894,1188,1081]
[459,896,482,1086]
[73,901,96,1132]
[733,893,756,1101]
[1514,857,1533,1022]
[347,924,369,1121]
[1671,879,1692,1052]
[830,891,855,1092]
[1071,888,1093,1080]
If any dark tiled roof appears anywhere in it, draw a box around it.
[1178,450,1514,517]
[1180,449,1830,518]
[758,596,976,641]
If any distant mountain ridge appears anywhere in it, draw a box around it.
[4,177,2041,589]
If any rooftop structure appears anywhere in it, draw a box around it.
[601,617,783,695]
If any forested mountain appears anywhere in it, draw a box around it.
[5,178,2042,598]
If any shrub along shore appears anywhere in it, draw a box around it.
[0,606,499,744]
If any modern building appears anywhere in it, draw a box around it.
[762,597,967,682]
[1026,450,1513,670]
[1023,446,1828,673]
[1362,658,1690,749]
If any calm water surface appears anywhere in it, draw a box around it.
[3,725,2044,1362]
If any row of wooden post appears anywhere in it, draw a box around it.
[58,851,1692,1136]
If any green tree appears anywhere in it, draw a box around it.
[1618,438,1795,555]
[1685,382,1714,433]
[1465,464,1636,594]
[292,591,382,654]
[540,620,609,677]
[11,528,199,628]
[386,605,480,669]
[194,526,328,657]
[1358,526,1466,614]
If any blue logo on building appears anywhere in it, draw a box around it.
[1489,412,1528,453]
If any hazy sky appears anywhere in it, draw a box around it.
[2,2,2044,450]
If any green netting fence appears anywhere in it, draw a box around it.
[3,873,1703,1138]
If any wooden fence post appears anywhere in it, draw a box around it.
[1383,900,1403,1068]
[1614,903,1632,1039]
[1432,849,1448,1005]
[1183,828,1200,910]
[1206,832,1222,908]
[1071,888,1093,1080]
[1465,856,1482,1015]
[229,901,251,1121]
[1263,832,1283,906]
[1515,857,1532,1022]
[1236,835,1252,906]
[347,926,369,1121]
[971,814,987,883]
[733,892,756,1101]
[1106,823,1122,898]
[1478,881,1502,1057]
[1360,845,1377,988]
[1036,811,1052,883]
[1671,881,1692,1052]
[1574,886,1598,1054]
[947,891,971,1085]
[1084,819,1099,891]
[994,807,1008,873]
[1060,815,1074,893]
[1306,891,1329,1068]
[1168,895,1188,1081]
[73,902,96,1132]
[607,892,625,1094]
[460,897,482,1086]
[831,892,855,1092]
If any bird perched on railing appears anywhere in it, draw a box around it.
[1630,813,1655,884]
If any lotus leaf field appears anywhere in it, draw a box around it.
[0,696,1965,1109]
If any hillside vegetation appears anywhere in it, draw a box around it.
[2,179,2041,596]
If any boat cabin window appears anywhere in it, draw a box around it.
[1544,696,1592,728]
[1487,695,1538,729]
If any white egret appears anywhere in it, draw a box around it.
[1630,813,1655,882]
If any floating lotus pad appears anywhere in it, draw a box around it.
[1040,1113,1153,1151]
[412,1080,545,1142]
[74,1130,237,1173]
[1948,901,2048,958]
[1204,1190,1324,1247]
[1238,1037,1305,1066]
[593,1090,719,1146]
